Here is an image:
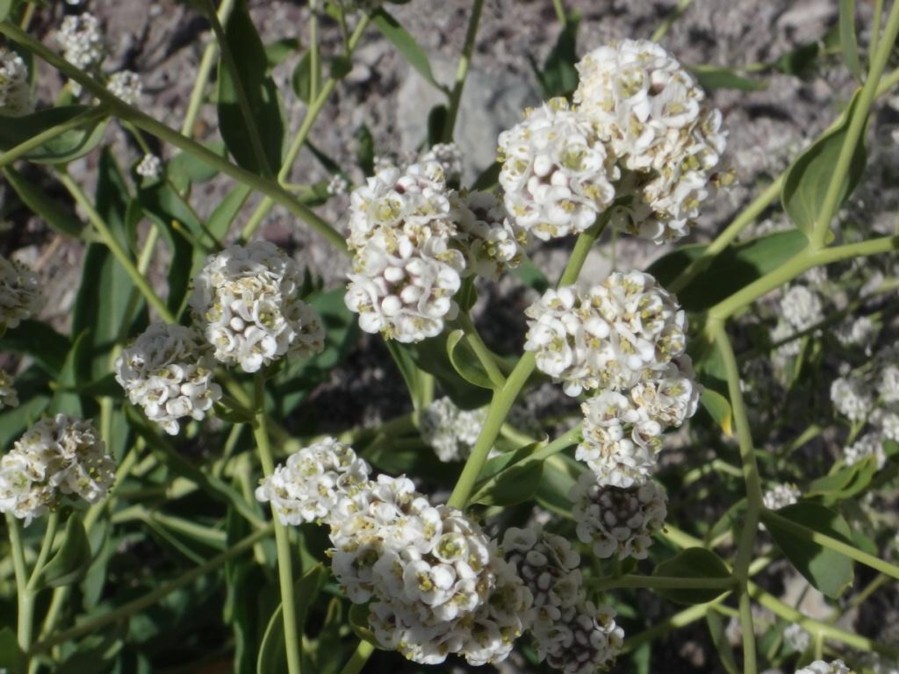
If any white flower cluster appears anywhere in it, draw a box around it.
[524,271,687,396]
[106,70,142,105]
[0,370,17,410]
[255,437,370,524]
[844,434,886,470]
[420,397,486,462]
[783,623,811,653]
[454,190,527,280]
[502,524,624,673]
[420,142,463,185]
[0,48,33,116]
[136,154,162,179]
[570,471,667,560]
[498,98,618,241]
[498,40,727,244]
[762,482,801,510]
[326,174,349,196]
[190,240,324,373]
[0,254,41,335]
[576,359,699,486]
[835,315,878,353]
[771,284,825,361]
[259,439,533,666]
[345,161,522,342]
[795,660,855,674]
[115,323,222,435]
[830,374,874,422]
[56,13,106,73]
[0,415,115,526]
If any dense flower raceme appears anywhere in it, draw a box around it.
[524,271,687,396]
[0,415,116,526]
[190,240,325,372]
[0,47,33,116]
[503,524,624,673]
[345,160,523,342]
[258,440,533,666]
[115,323,223,435]
[0,254,41,334]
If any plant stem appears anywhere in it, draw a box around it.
[810,0,899,250]
[182,0,236,137]
[339,639,375,674]
[0,106,108,169]
[0,21,347,254]
[253,374,303,674]
[7,515,31,667]
[58,172,175,322]
[24,513,59,593]
[441,0,485,142]
[623,596,728,652]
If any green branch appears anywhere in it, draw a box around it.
[441,0,485,142]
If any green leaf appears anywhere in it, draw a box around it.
[348,603,379,647]
[0,320,70,375]
[471,163,500,191]
[653,548,732,605]
[257,564,327,674]
[806,456,877,502]
[0,105,108,164]
[699,389,733,437]
[773,42,820,78]
[265,36,301,69]
[0,0,14,22]
[689,65,765,92]
[427,104,448,149]
[217,0,285,175]
[530,12,580,99]
[761,503,854,598]
[166,143,226,192]
[446,329,494,390]
[36,514,92,589]
[648,229,809,311]
[706,611,740,674]
[402,336,492,410]
[535,453,581,517]
[3,167,84,238]
[48,331,91,417]
[329,55,352,80]
[371,9,445,92]
[782,89,866,238]
[472,458,543,506]
[0,626,22,671]
[291,50,322,104]
[208,184,251,241]
[356,125,375,176]
[838,0,862,82]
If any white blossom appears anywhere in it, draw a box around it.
[56,13,106,73]
[533,601,624,674]
[106,70,142,105]
[795,660,854,674]
[498,97,618,241]
[0,415,115,526]
[453,190,526,279]
[419,397,486,462]
[830,375,874,422]
[762,483,801,510]
[0,254,41,334]
[190,241,325,372]
[326,174,349,196]
[878,363,899,404]
[571,472,667,560]
[0,48,33,116]
[844,433,886,470]
[115,323,222,435]
[524,272,686,396]
[136,154,161,179]
[419,142,463,185]
[836,315,878,353]
[780,285,823,332]
[255,438,371,525]
[783,623,810,652]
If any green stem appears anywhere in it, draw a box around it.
[441,0,485,142]
[551,0,567,24]
[239,14,370,242]
[737,592,758,674]
[651,0,694,42]
[455,312,505,388]
[591,574,735,591]
[0,21,347,254]
[7,515,31,667]
[339,639,375,674]
[253,374,303,674]
[0,107,108,169]
[202,0,272,177]
[623,596,729,652]
[810,0,899,249]
[182,0,234,138]
[32,525,272,652]
[309,5,320,102]
[24,513,59,593]
[58,172,175,322]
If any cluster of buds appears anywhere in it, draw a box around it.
[0,47,33,116]
[761,482,801,511]
[345,160,524,342]
[257,439,533,666]
[0,415,116,526]
[0,254,41,335]
[502,524,624,673]
[499,39,727,244]
[106,70,143,105]
[419,397,487,462]
[56,12,106,95]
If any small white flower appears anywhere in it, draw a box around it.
[795,660,854,674]
[419,142,463,185]
[115,323,222,435]
[107,70,142,105]
[0,415,115,525]
[762,483,801,510]
[326,174,349,196]
[420,397,486,462]
[783,623,810,652]
[190,241,325,372]
[136,154,162,179]
[844,433,886,470]
[56,13,106,73]
[0,48,33,116]
[830,375,874,422]
[0,254,41,334]
[453,190,526,280]
[532,601,624,674]
[780,285,823,332]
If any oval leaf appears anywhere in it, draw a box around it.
[761,503,854,598]
[653,548,732,605]
[699,389,733,437]
[472,460,543,507]
[371,9,445,92]
[3,166,84,238]
[446,329,494,390]
[36,514,92,589]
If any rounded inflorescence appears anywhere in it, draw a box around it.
[190,240,325,373]
[56,13,106,73]
[524,271,687,396]
[762,482,801,510]
[107,69,142,105]
[0,415,116,526]
[830,374,874,423]
[255,438,371,525]
[570,471,667,560]
[453,190,526,280]
[419,397,487,462]
[115,323,222,435]
[795,660,855,674]
[136,154,162,179]
[0,254,41,335]
[0,48,33,116]
[498,98,618,241]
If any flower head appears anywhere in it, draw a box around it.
[190,241,324,372]
[795,660,855,674]
[107,70,142,105]
[0,370,18,410]
[56,13,106,73]
[0,254,41,335]
[0,48,33,116]
[420,397,486,462]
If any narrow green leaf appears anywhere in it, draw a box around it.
[0,320,70,376]
[838,0,862,82]
[329,55,352,80]
[761,503,854,598]
[690,65,765,92]
[48,331,90,417]
[535,453,581,517]
[0,626,22,670]
[0,105,108,164]
[3,167,84,238]
[371,9,445,92]
[472,460,543,506]
[217,0,285,174]
[166,143,226,192]
[0,0,14,22]
[265,36,301,69]
[781,89,866,238]
[356,125,375,176]
[348,603,379,647]
[291,50,321,104]
[773,42,820,78]
[653,548,732,604]
[530,12,581,99]
[699,389,733,437]
[446,329,494,390]
[706,612,740,674]
[36,514,92,589]
[806,456,877,502]
[471,163,500,191]
[208,184,251,241]
[402,336,492,410]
